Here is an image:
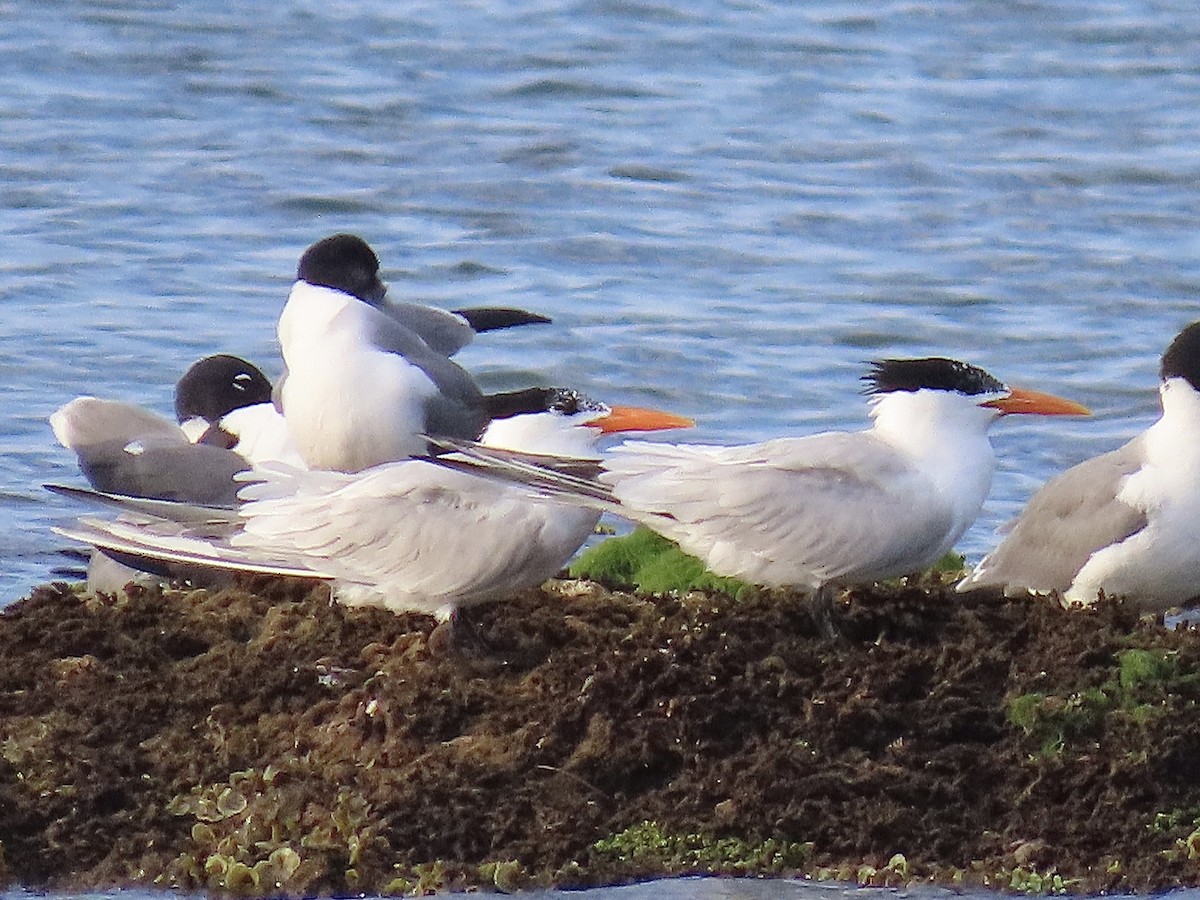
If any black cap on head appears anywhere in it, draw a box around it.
[483,386,605,421]
[864,357,1006,397]
[175,354,273,423]
[297,233,388,305]
[1160,322,1200,390]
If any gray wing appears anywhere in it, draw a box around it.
[44,483,240,523]
[364,308,488,442]
[70,437,250,505]
[426,433,958,588]
[381,303,477,356]
[54,515,330,581]
[51,396,251,505]
[380,302,550,357]
[601,435,957,587]
[958,437,1148,594]
[235,461,593,610]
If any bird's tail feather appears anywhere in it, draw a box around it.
[45,483,240,524]
[423,436,621,509]
[53,514,331,581]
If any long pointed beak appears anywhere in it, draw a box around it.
[595,405,695,434]
[982,388,1091,417]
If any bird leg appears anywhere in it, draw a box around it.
[807,583,844,642]
[428,605,495,656]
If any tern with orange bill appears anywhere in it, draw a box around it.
[52,388,693,618]
[427,357,1090,632]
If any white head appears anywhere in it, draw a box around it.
[481,387,693,457]
[863,357,1090,454]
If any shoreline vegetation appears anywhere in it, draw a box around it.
[2,531,1200,896]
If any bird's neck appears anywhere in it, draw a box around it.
[1146,378,1200,468]
[869,389,998,517]
[277,282,354,360]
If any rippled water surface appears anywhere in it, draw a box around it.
[4,0,1200,602]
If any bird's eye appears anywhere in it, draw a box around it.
[549,390,582,415]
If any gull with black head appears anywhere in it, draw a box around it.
[278,234,549,472]
[51,354,276,506]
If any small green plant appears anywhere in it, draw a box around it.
[1151,807,1200,833]
[881,551,968,587]
[1007,647,1196,757]
[569,528,752,597]
[477,859,527,893]
[592,820,812,874]
[1007,866,1078,894]
[1006,688,1113,756]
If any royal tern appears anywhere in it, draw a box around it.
[428,357,1089,625]
[958,322,1200,612]
[278,234,548,472]
[53,389,693,617]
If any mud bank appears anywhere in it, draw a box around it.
[1,576,1199,896]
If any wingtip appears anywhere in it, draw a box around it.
[452,306,552,332]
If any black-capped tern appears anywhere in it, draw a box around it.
[427,357,1090,627]
[52,389,693,617]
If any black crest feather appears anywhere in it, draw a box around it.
[483,387,605,421]
[864,358,1006,397]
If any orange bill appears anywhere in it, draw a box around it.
[982,388,1091,417]
[595,405,695,434]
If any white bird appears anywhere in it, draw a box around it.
[52,389,693,618]
[958,322,1200,612]
[427,357,1089,622]
[277,233,549,472]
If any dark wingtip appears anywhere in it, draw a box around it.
[452,306,552,332]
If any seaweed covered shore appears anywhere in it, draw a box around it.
[2,569,1200,896]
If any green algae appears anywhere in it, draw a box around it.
[161,765,381,894]
[592,820,813,876]
[570,530,967,597]
[1006,646,1200,758]
[568,527,752,597]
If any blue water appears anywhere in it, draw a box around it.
[4,0,1200,605]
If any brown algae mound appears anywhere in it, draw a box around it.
[1,576,1200,895]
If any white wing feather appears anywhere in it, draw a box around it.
[603,435,956,587]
